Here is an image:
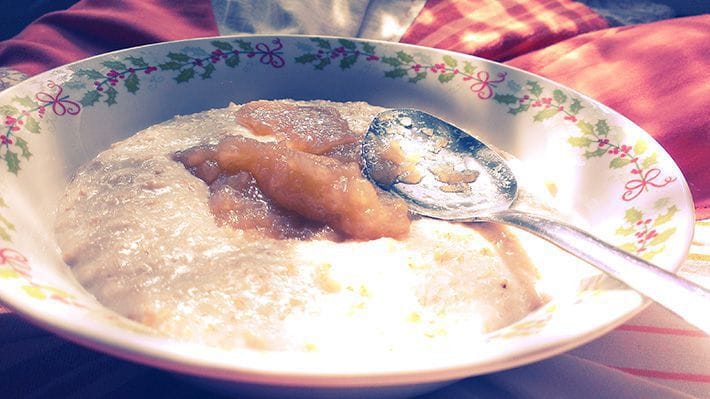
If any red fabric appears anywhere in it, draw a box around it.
[400,0,608,61]
[0,0,219,77]
[506,16,710,219]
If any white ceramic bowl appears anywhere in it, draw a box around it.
[0,35,694,397]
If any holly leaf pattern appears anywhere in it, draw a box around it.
[167,52,191,63]
[338,39,356,50]
[576,120,594,136]
[14,137,31,159]
[211,41,233,51]
[311,38,331,50]
[13,96,37,109]
[339,55,358,70]
[552,89,567,104]
[23,116,40,134]
[624,208,643,224]
[124,74,140,93]
[79,90,101,107]
[527,81,543,97]
[463,61,476,75]
[595,119,609,135]
[653,205,678,226]
[408,71,427,83]
[295,54,318,64]
[362,42,376,54]
[567,136,593,147]
[609,157,630,168]
[75,69,105,80]
[200,63,216,80]
[385,68,408,79]
[225,55,240,67]
[493,93,519,105]
[569,98,583,114]
[438,72,456,83]
[4,151,20,174]
[442,55,457,68]
[649,227,676,246]
[102,60,127,70]
[532,108,558,122]
[104,87,118,105]
[633,138,648,155]
[159,61,183,71]
[126,56,148,68]
[175,68,195,83]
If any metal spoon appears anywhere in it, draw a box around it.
[362,108,710,333]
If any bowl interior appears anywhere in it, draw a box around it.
[0,35,694,387]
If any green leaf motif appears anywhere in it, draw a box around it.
[384,68,408,79]
[633,138,648,155]
[13,96,37,109]
[124,74,140,94]
[552,89,567,104]
[104,87,118,106]
[615,225,635,236]
[532,108,558,122]
[200,63,216,80]
[408,71,427,83]
[381,56,402,67]
[493,93,519,105]
[339,55,358,70]
[609,156,630,168]
[211,41,233,51]
[4,151,20,174]
[0,104,19,116]
[315,57,331,70]
[641,152,658,168]
[526,81,543,97]
[338,39,356,50]
[438,72,456,83]
[311,38,331,50]
[508,103,530,115]
[14,137,31,159]
[125,56,148,68]
[102,60,127,71]
[463,61,476,75]
[159,61,183,71]
[75,69,105,80]
[649,227,676,246]
[583,148,607,158]
[294,54,317,64]
[226,55,240,67]
[24,116,40,134]
[595,119,609,136]
[361,42,376,54]
[167,52,191,63]
[653,206,678,226]
[624,208,643,224]
[235,39,254,52]
[567,136,593,148]
[79,90,101,107]
[396,51,415,64]
[576,120,594,136]
[175,68,195,83]
[569,98,584,114]
[442,55,457,67]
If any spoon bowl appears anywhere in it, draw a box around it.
[363,109,710,333]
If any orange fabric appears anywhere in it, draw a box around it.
[400,0,608,61]
[507,15,710,219]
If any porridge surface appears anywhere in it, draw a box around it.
[55,100,544,353]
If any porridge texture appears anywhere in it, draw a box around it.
[55,100,544,353]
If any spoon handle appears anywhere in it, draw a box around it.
[485,210,710,333]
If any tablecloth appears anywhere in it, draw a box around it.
[0,1,708,398]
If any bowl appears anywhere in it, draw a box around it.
[0,35,694,397]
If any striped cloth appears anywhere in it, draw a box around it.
[400,0,608,60]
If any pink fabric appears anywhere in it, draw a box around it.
[0,0,219,77]
[506,15,710,219]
